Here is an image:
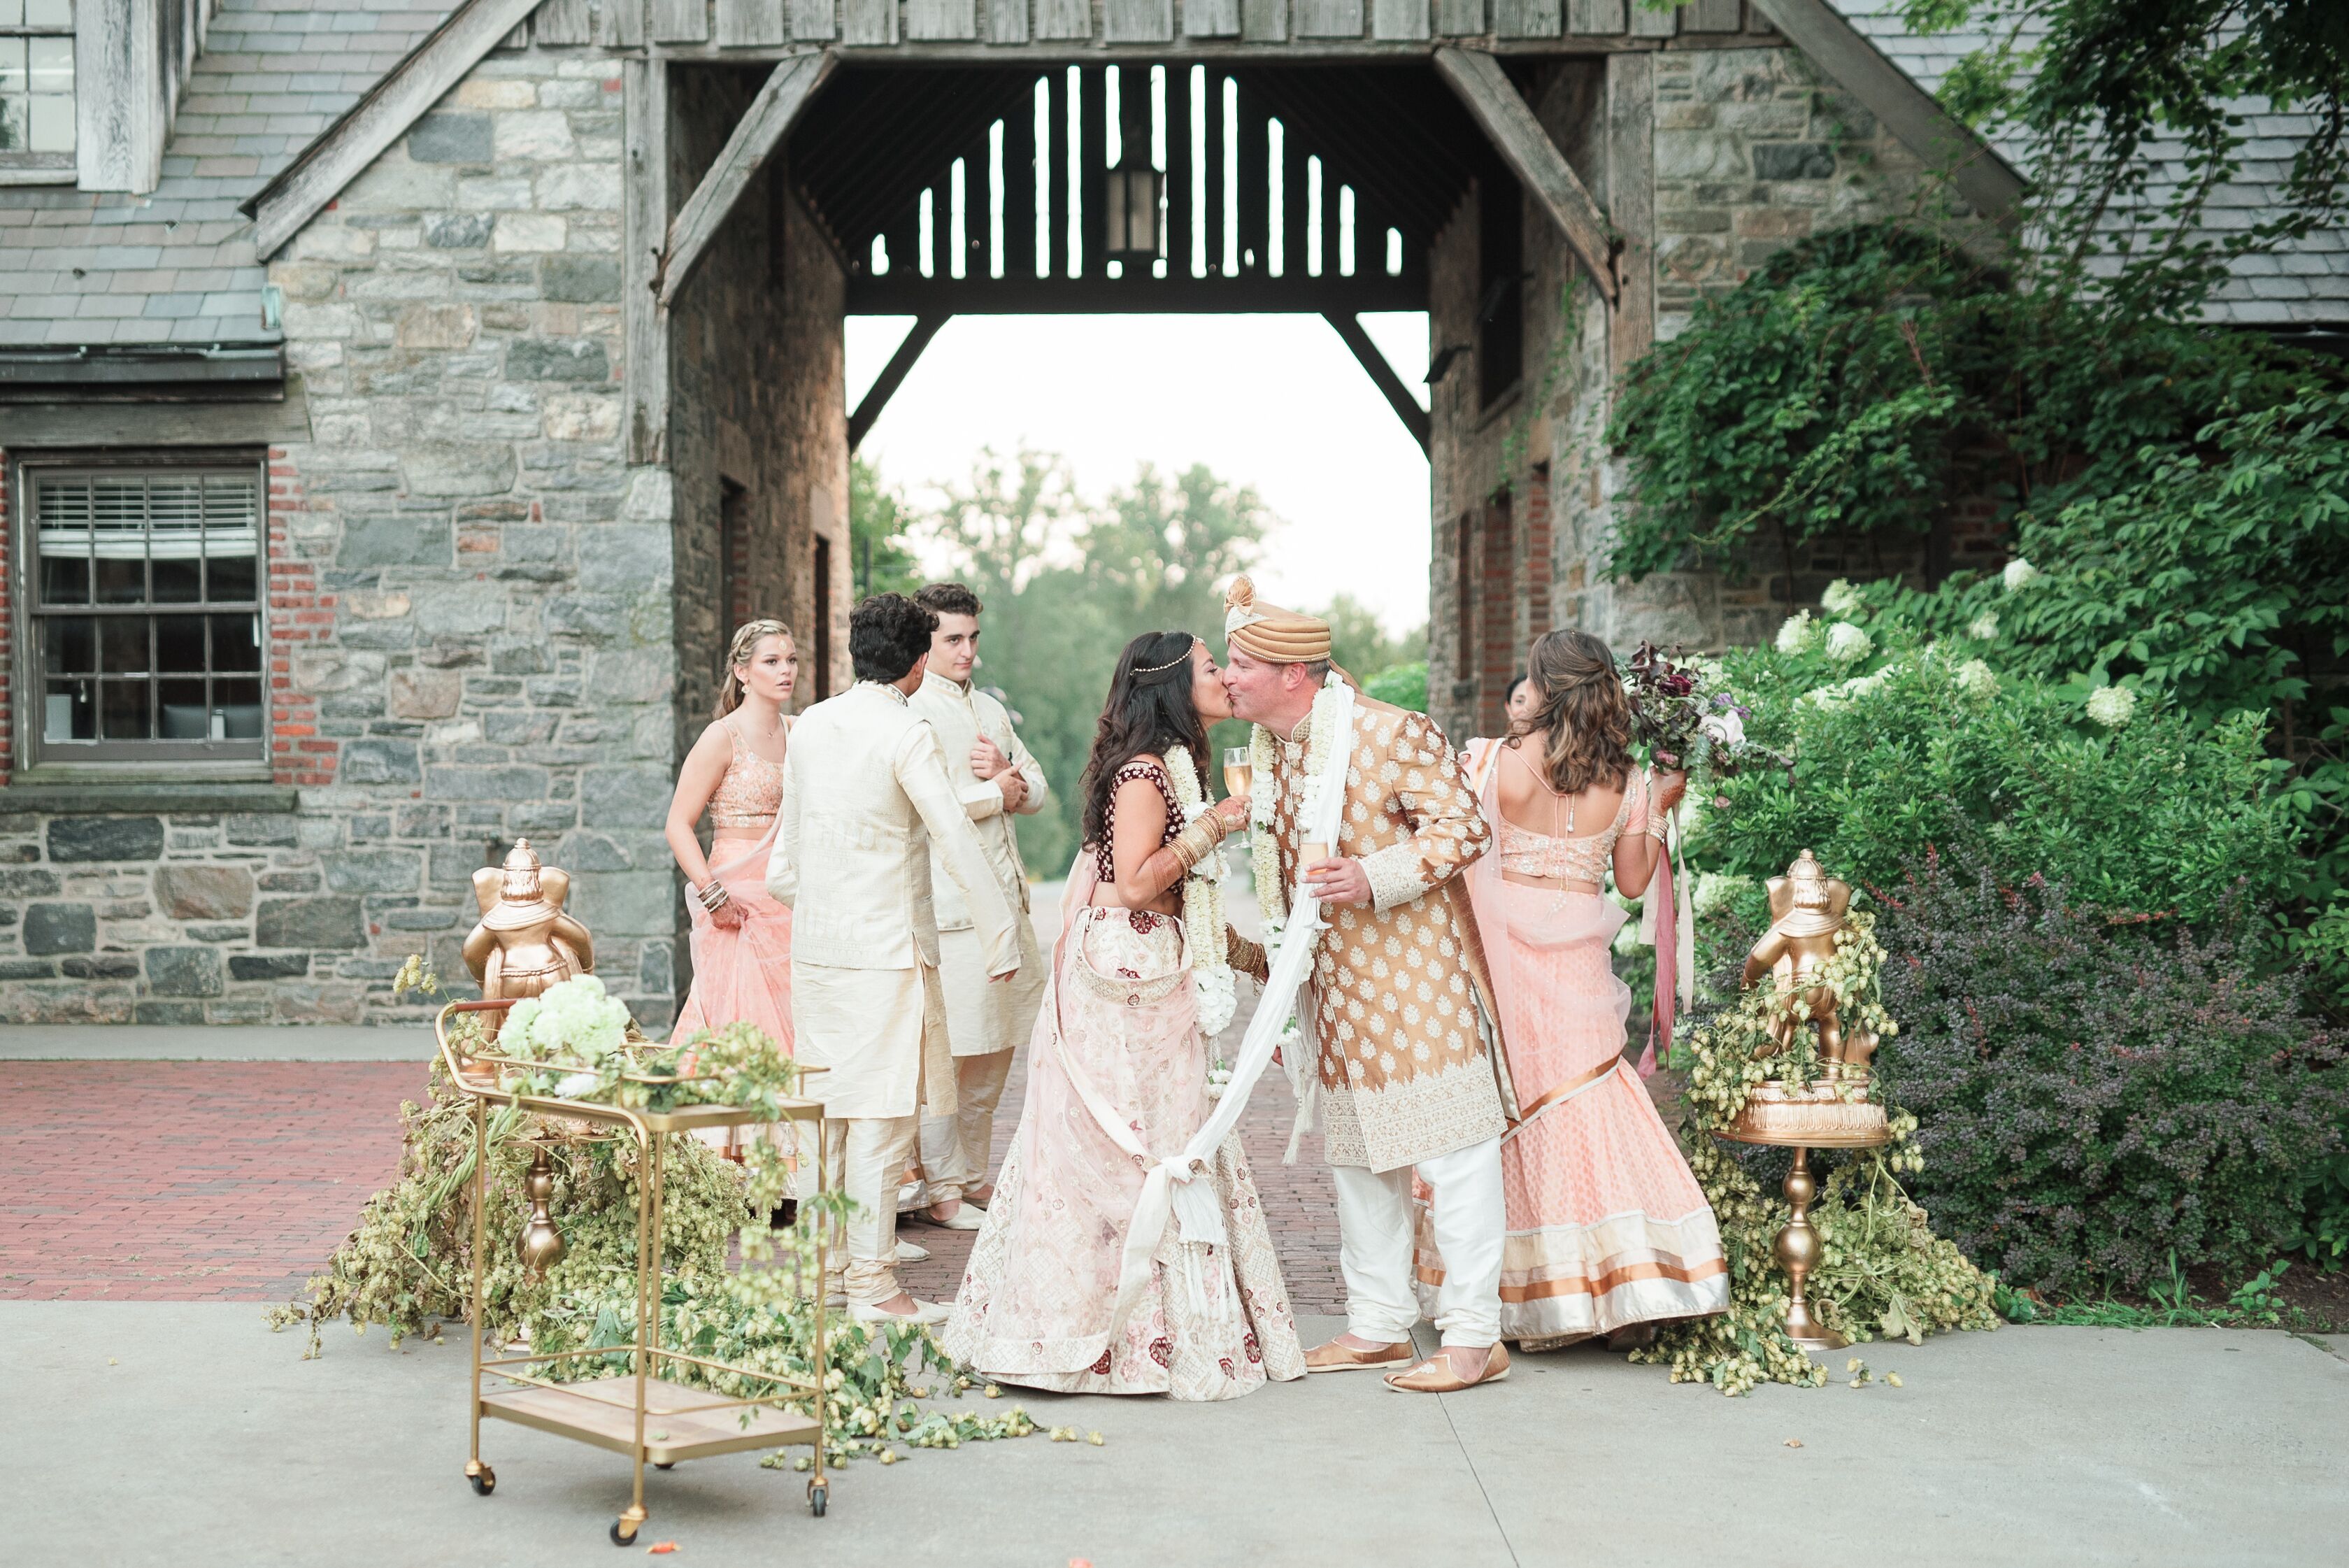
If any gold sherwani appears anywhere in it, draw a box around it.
[1259,698,1510,1172]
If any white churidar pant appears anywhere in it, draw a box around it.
[823,1113,921,1305]
[917,1048,1014,1203]
[1329,1134,1505,1347]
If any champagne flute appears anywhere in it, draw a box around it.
[1222,746,1253,801]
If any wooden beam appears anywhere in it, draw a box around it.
[848,314,950,451]
[1605,49,1654,383]
[1749,0,2024,219]
[656,51,838,311]
[1324,312,1430,456]
[624,57,671,465]
[1434,45,1618,306]
[847,269,1425,313]
[241,0,546,259]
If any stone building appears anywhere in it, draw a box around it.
[0,1,2335,1025]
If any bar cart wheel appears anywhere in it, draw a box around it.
[466,1462,496,1496]
[808,1478,829,1517]
[653,1462,676,1470]
[611,1514,641,1547]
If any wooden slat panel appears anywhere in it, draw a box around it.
[650,0,710,41]
[1166,62,1194,276]
[717,0,789,43]
[1280,99,1307,278]
[1493,0,1559,37]
[535,0,594,44]
[1004,76,1039,280]
[1081,64,1107,276]
[1201,69,1225,274]
[1036,0,1092,37]
[1433,0,1484,34]
[600,0,648,43]
[1566,0,1623,32]
[987,0,1030,42]
[842,0,897,42]
[622,57,668,465]
[1241,0,1289,41]
[1292,0,1362,35]
[1629,0,1676,36]
[1104,0,1175,41]
[906,0,980,37]
[1683,0,1741,30]
[1237,90,1269,274]
[1184,0,1242,36]
[1372,0,1429,39]
[1048,67,1071,276]
[791,0,837,38]
[1606,50,1654,382]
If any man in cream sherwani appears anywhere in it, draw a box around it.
[769,592,1022,1324]
[904,581,1048,1230]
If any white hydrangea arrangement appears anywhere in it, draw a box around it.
[2085,683,2138,728]
[1775,610,1819,655]
[1966,610,2000,643]
[1823,621,1875,664]
[1820,578,1864,618]
[2002,557,2041,592]
[1955,658,2000,702]
[501,974,631,1065]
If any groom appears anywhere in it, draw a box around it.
[770,592,1023,1324]
[1220,577,1515,1392]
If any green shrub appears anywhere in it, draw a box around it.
[1693,634,2301,930]
[1362,660,1428,714]
[1870,856,2348,1295]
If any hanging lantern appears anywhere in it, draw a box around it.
[1103,163,1164,268]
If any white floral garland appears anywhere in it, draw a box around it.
[1248,671,1352,940]
[1163,748,1236,1039]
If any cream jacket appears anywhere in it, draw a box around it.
[767,681,1021,976]
[908,669,1047,932]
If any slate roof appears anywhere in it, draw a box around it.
[0,1,453,350]
[1832,0,2348,328]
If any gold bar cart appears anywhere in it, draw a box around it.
[436,999,834,1544]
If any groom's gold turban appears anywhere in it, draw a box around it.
[1223,576,1331,664]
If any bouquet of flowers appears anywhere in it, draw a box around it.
[465,975,799,1113]
[1622,641,1777,779]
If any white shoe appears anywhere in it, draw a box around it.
[921,1203,985,1231]
[894,1238,930,1262]
[849,1297,952,1326]
[896,1179,928,1213]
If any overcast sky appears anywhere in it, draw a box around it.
[846,312,1433,636]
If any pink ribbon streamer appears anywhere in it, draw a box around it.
[1641,817,1676,1078]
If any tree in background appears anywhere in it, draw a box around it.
[849,455,923,598]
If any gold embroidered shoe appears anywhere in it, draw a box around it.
[1304,1337,1416,1373]
[1383,1343,1511,1393]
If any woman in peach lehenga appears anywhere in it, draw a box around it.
[944,632,1306,1400]
[1429,629,1730,1350]
[665,620,799,1164]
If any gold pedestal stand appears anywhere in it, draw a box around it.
[1715,1082,1891,1353]
[437,999,836,1543]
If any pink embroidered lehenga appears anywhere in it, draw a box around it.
[944,769,1305,1401]
[1417,761,1729,1347]
[671,714,795,1159]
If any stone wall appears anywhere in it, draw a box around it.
[0,44,682,1025]
[1427,42,1992,727]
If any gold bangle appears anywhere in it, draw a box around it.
[1171,819,1220,871]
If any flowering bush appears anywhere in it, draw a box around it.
[1871,855,2348,1295]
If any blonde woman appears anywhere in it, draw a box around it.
[666,621,800,1154]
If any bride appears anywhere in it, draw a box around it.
[943,632,1306,1400]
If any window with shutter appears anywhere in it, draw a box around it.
[0,0,74,181]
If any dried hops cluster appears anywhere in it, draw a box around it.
[1638,916,1996,1395]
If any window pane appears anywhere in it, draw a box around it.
[215,678,264,740]
[0,6,23,33]
[157,614,206,674]
[159,679,210,739]
[27,90,71,153]
[100,617,145,676]
[92,478,147,603]
[25,0,73,27]
[43,678,92,741]
[99,679,150,741]
[211,612,262,673]
[203,474,260,601]
[0,41,24,96]
[150,475,204,601]
[36,476,90,604]
[0,96,25,157]
[25,37,70,92]
[43,615,94,675]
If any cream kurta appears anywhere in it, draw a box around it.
[908,669,1049,1057]
[769,681,1022,1121]
[1256,698,1511,1173]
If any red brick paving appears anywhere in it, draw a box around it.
[0,1061,424,1301]
[0,1050,1346,1312]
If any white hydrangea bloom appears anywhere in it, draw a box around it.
[1820,578,1864,618]
[1955,659,1999,701]
[2002,558,2041,592]
[1776,611,1818,655]
[1824,621,1874,663]
[2085,684,2138,728]
[1967,611,2000,642]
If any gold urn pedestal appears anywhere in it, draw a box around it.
[1715,1080,1892,1354]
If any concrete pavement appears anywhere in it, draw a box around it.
[8,1302,2344,1567]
